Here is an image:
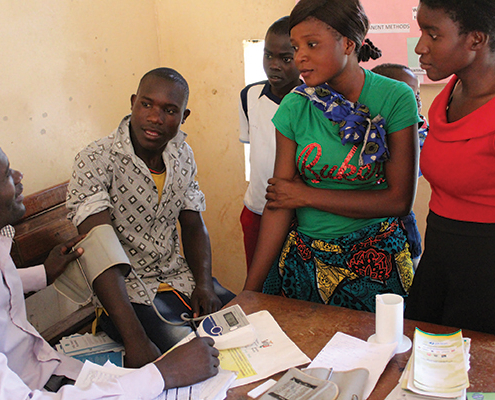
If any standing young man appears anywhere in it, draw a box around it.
[239,16,301,269]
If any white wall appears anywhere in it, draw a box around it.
[0,0,160,194]
[1,0,161,331]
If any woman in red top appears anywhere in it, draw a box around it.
[405,0,495,334]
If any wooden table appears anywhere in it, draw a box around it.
[225,291,495,399]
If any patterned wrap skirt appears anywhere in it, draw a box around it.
[262,218,414,312]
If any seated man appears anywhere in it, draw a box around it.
[67,67,235,367]
[0,147,220,398]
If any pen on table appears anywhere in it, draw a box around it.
[190,319,200,338]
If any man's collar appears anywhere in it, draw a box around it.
[259,81,283,105]
[259,80,304,105]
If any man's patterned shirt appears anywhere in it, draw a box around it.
[67,115,205,305]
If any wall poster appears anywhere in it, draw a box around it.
[360,0,446,84]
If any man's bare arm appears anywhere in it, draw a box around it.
[78,210,161,367]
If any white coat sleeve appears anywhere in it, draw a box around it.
[17,264,47,293]
[0,353,165,400]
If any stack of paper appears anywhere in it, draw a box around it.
[386,329,471,400]
[56,332,125,367]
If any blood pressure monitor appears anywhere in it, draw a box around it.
[197,305,257,350]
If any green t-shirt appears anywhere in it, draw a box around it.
[272,69,421,240]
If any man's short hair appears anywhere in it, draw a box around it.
[139,67,190,106]
[266,16,290,37]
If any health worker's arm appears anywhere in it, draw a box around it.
[1,337,219,399]
[178,210,222,318]
[243,130,296,292]
[77,210,161,368]
[0,351,164,400]
[265,124,419,218]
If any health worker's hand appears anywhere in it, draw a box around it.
[44,234,86,285]
[155,337,219,388]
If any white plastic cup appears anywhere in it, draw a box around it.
[375,293,404,346]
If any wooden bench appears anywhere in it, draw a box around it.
[11,181,94,346]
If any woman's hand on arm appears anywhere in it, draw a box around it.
[265,174,308,210]
[78,211,161,368]
[265,125,419,219]
[243,131,298,292]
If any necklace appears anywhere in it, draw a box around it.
[149,166,166,174]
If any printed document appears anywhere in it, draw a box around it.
[176,310,311,388]
[412,329,469,393]
[218,310,311,387]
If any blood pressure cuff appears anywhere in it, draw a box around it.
[53,224,131,305]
